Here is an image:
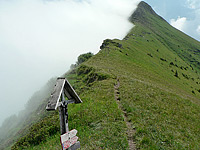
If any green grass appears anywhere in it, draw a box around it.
[12,71,129,150]
[26,133,61,150]
[119,78,200,149]
[10,1,200,150]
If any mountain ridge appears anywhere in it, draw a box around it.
[130,1,200,71]
[1,1,200,149]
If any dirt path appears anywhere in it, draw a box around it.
[114,79,136,150]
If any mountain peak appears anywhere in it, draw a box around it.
[129,1,166,25]
[137,1,155,14]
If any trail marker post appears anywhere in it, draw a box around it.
[46,77,82,150]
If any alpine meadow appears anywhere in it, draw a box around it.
[0,1,200,150]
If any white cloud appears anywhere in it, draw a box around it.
[0,0,140,125]
[197,25,200,34]
[170,16,187,32]
[186,0,200,9]
[174,1,200,40]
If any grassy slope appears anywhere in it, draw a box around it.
[11,1,200,150]
[12,71,129,150]
[0,78,56,150]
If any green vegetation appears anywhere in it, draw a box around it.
[0,52,93,150]
[3,1,200,150]
[70,52,94,70]
[11,112,59,150]
[77,52,94,65]
[0,78,56,150]
[119,79,200,149]
[12,68,129,150]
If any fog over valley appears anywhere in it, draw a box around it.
[0,0,140,126]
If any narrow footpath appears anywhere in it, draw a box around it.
[114,79,136,150]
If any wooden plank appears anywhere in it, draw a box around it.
[46,78,65,110]
[64,79,82,104]
[46,77,82,111]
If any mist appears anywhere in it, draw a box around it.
[0,0,140,125]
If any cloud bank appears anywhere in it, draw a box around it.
[170,0,200,40]
[0,0,140,125]
[170,16,187,32]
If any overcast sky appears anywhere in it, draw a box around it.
[0,0,200,126]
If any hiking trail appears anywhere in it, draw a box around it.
[114,79,136,150]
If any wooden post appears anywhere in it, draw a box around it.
[46,78,82,150]
[59,90,69,135]
[59,91,72,150]
[63,91,69,133]
[59,105,66,134]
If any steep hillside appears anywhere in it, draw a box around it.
[9,1,200,150]
[0,78,56,150]
[129,1,200,71]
